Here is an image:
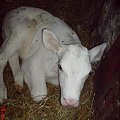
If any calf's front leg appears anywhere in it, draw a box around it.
[9,52,23,92]
[28,62,47,102]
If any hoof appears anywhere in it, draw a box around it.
[15,85,23,93]
[32,95,47,102]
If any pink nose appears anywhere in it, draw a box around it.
[63,99,79,107]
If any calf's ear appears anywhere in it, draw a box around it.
[89,43,107,62]
[42,29,62,53]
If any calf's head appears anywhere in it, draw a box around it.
[42,29,107,108]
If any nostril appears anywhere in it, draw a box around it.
[64,99,78,106]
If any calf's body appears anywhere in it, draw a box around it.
[0,7,107,107]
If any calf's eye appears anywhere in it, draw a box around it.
[58,63,63,71]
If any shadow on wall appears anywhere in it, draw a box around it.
[93,0,120,119]
[94,35,120,120]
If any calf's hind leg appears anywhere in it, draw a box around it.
[0,32,22,68]
[0,67,7,103]
[0,33,22,102]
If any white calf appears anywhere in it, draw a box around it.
[0,6,107,107]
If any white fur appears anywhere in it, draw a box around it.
[0,6,107,107]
